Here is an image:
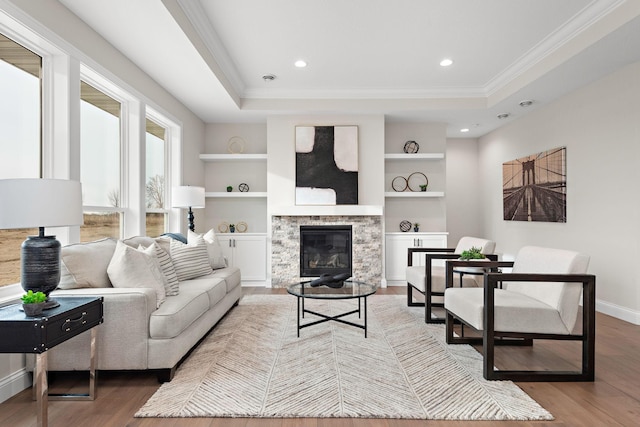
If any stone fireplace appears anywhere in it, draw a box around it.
[300,225,352,278]
[271,215,382,287]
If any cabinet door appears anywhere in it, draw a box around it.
[218,236,234,267]
[233,235,267,281]
[385,234,448,282]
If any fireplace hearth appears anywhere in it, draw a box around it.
[300,225,352,278]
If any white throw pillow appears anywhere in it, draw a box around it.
[140,242,180,296]
[170,236,213,281]
[59,238,117,289]
[107,241,166,308]
[188,229,226,269]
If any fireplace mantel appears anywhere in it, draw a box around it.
[270,205,383,217]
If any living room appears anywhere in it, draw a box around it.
[1,0,640,425]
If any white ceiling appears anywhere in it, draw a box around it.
[59,0,640,137]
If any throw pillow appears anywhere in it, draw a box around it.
[144,242,180,296]
[170,236,213,281]
[107,241,166,308]
[58,238,117,289]
[188,229,226,269]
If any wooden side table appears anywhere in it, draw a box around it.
[0,296,103,427]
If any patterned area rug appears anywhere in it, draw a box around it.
[136,295,553,420]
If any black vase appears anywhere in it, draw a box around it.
[21,234,61,309]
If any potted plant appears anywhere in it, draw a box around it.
[459,246,485,260]
[229,224,235,233]
[419,184,427,192]
[413,223,420,232]
[226,185,233,192]
[21,290,47,316]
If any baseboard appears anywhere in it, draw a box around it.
[0,368,30,404]
[596,299,640,325]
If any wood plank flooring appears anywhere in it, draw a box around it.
[1,286,639,427]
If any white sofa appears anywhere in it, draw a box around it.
[27,233,241,382]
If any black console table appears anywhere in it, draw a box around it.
[0,296,103,427]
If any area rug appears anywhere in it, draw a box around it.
[136,295,553,420]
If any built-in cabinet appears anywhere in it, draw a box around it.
[385,232,448,284]
[218,233,267,283]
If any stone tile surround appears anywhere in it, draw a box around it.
[271,215,382,287]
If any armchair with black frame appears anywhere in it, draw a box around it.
[443,246,596,382]
[406,236,496,323]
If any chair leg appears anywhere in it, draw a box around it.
[425,291,445,324]
[407,283,425,307]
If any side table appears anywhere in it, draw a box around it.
[0,296,103,427]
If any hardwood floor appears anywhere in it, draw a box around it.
[1,286,639,427]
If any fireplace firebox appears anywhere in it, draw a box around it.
[300,225,352,278]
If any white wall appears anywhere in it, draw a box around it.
[478,60,640,323]
[0,0,206,402]
[446,138,483,244]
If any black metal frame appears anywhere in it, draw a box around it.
[295,295,369,337]
[444,260,596,382]
[407,248,497,324]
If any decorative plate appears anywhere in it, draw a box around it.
[238,183,250,192]
[236,221,248,233]
[392,176,408,192]
[227,136,245,154]
[217,222,229,233]
[403,140,419,154]
[407,172,428,192]
[399,220,412,232]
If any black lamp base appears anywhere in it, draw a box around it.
[187,207,195,232]
[21,230,61,310]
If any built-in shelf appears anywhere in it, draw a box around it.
[385,191,445,198]
[205,192,268,198]
[200,153,267,161]
[384,153,444,160]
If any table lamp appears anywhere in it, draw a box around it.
[0,179,83,309]
[172,186,205,232]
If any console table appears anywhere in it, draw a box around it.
[0,296,103,427]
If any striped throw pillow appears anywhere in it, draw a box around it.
[170,236,213,281]
[147,242,180,296]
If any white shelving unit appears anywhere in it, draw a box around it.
[200,153,268,162]
[384,153,445,160]
[205,192,268,198]
[384,191,445,198]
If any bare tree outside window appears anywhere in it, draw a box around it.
[146,174,164,208]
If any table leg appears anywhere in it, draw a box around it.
[364,297,368,338]
[35,352,48,427]
[297,297,300,338]
[358,297,361,319]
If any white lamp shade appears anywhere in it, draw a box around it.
[0,179,84,229]
[172,186,205,208]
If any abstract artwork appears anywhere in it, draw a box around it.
[503,147,566,222]
[295,126,358,205]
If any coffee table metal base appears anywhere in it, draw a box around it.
[295,295,369,337]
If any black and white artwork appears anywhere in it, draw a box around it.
[295,126,358,205]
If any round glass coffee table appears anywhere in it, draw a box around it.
[287,280,377,338]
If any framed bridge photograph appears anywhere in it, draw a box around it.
[502,147,566,222]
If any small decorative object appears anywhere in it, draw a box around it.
[407,172,429,192]
[459,246,485,260]
[309,273,350,288]
[236,221,248,233]
[238,183,249,192]
[229,224,235,233]
[227,136,245,154]
[21,290,47,316]
[413,223,420,232]
[217,222,229,233]
[399,220,412,232]
[226,185,233,192]
[403,140,419,154]
[392,176,408,192]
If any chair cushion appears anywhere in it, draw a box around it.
[445,288,572,335]
[407,265,480,293]
[454,237,496,255]
[508,246,589,333]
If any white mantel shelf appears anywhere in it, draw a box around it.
[271,205,384,216]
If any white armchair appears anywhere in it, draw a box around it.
[406,236,496,323]
[444,246,595,381]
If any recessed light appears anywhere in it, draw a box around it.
[440,58,453,67]
[497,113,510,119]
[460,128,470,133]
[519,100,533,107]
[294,60,307,68]
[262,74,276,82]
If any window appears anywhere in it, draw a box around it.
[80,81,123,241]
[145,117,167,237]
[0,33,41,287]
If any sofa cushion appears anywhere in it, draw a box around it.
[123,235,171,255]
[149,288,210,339]
[170,236,214,281]
[180,275,227,307]
[108,241,167,308]
[58,238,117,289]
[142,242,180,296]
[188,229,226,269]
[206,267,241,293]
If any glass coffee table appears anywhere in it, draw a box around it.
[287,280,377,338]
